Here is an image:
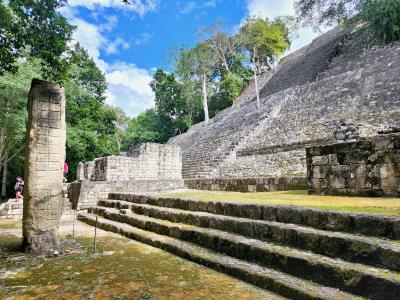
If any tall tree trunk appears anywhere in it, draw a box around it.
[202,72,209,124]
[253,46,260,110]
[222,58,230,73]
[1,149,8,197]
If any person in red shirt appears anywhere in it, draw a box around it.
[63,161,69,182]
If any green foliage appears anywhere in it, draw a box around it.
[295,0,400,44]
[151,69,191,136]
[239,17,292,69]
[65,46,119,180]
[0,45,120,185]
[70,44,107,100]
[122,109,161,149]
[209,72,243,117]
[2,0,75,81]
[0,57,41,195]
[122,69,193,149]
[360,0,400,43]
[0,3,23,74]
[294,0,361,27]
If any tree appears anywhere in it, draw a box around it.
[295,0,400,44]
[209,72,243,118]
[0,2,24,75]
[1,0,75,81]
[197,23,251,116]
[239,17,291,109]
[360,0,400,43]
[176,44,217,124]
[150,69,191,137]
[197,22,243,75]
[0,57,40,197]
[122,109,161,149]
[65,46,119,180]
[70,44,107,100]
[294,0,361,27]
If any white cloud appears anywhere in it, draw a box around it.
[245,0,329,52]
[100,15,118,32]
[62,7,155,117]
[246,0,294,19]
[105,37,130,55]
[134,32,153,46]
[178,0,221,15]
[71,18,107,68]
[68,0,160,17]
[204,0,219,8]
[180,1,196,14]
[105,62,155,115]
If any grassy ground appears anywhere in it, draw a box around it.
[0,220,282,300]
[158,190,400,216]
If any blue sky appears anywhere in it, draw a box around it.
[61,0,324,117]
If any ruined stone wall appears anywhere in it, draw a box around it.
[168,29,400,189]
[70,143,183,209]
[23,79,66,252]
[1,198,74,220]
[185,177,306,193]
[80,143,182,182]
[307,133,400,197]
[69,180,184,210]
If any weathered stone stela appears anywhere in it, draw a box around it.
[23,79,66,253]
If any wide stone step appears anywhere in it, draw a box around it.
[108,193,400,240]
[98,199,400,271]
[89,206,400,299]
[77,212,362,300]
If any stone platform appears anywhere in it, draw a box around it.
[78,192,400,299]
[0,197,74,221]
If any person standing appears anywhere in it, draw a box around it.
[63,161,69,182]
[15,177,24,199]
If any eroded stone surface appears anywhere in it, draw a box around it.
[22,79,66,253]
[78,212,363,300]
[307,134,400,197]
[82,208,400,299]
[110,193,400,240]
[168,29,400,191]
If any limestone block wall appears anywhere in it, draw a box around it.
[69,179,184,210]
[127,143,182,180]
[76,163,84,181]
[185,177,306,193]
[87,143,182,182]
[0,199,24,220]
[306,133,400,197]
[69,143,183,209]
[84,161,95,181]
[1,198,74,220]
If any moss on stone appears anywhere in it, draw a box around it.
[158,190,400,215]
[0,221,280,300]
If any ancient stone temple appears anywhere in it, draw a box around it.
[23,79,66,253]
[168,27,400,193]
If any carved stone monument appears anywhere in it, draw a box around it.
[23,79,66,252]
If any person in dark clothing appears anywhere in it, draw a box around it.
[15,177,24,199]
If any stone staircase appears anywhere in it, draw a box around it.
[78,193,400,299]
